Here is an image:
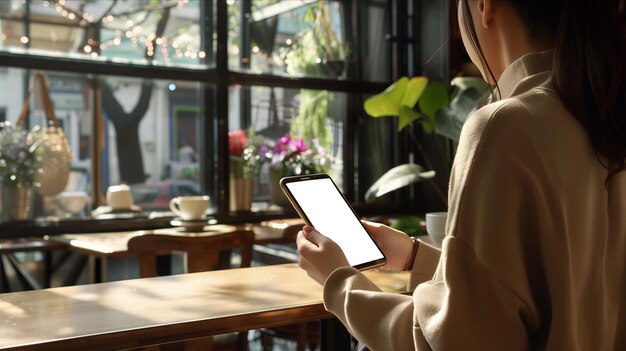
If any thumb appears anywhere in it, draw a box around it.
[303,226,325,246]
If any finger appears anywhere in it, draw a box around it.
[297,233,318,259]
[297,230,321,252]
[296,230,306,248]
[362,220,382,229]
[303,228,327,246]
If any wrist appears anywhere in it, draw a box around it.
[403,236,420,271]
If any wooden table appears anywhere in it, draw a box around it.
[46,222,303,283]
[0,263,409,351]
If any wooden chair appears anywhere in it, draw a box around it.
[127,229,255,351]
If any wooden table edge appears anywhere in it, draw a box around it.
[2,304,332,351]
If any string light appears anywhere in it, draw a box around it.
[34,0,206,64]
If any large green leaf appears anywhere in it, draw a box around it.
[398,106,422,131]
[435,80,490,142]
[365,163,436,202]
[364,77,408,117]
[450,77,490,92]
[401,77,428,108]
[418,82,449,120]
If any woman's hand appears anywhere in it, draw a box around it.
[362,220,413,271]
[297,226,349,286]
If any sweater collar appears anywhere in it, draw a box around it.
[497,49,553,99]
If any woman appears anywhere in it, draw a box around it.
[297,0,626,349]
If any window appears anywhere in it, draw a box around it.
[0,0,418,220]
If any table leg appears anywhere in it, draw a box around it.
[88,256,96,283]
[44,251,52,288]
[156,255,172,276]
[320,317,352,351]
[88,256,108,283]
[100,257,108,282]
[0,256,10,293]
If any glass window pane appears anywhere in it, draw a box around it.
[1,69,215,218]
[101,77,214,213]
[229,85,344,210]
[0,68,94,218]
[0,0,213,68]
[358,0,390,82]
[229,0,350,79]
[356,108,398,203]
[0,0,25,50]
[229,0,390,82]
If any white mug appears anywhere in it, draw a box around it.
[106,184,133,210]
[425,212,447,246]
[169,195,210,220]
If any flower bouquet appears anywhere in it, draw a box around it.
[0,123,42,188]
[228,128,265,211]
[0,122,42,221]
[265,133,331,205]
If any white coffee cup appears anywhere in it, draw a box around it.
[106,184,134,210]
[169,195,210,220]
[426,212,448,246]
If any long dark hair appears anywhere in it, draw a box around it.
[460,0,626,182]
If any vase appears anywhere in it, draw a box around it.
[1,186,35,222]
[229,178,253,212]
[268,168,290,207]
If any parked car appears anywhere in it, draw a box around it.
[130,180,201,211]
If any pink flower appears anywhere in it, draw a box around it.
[289,137,307,153]
[273,133,308,154]
[228,129,247,156]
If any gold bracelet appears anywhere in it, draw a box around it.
[403,236,420,271]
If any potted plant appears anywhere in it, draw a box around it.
[363,76,490,235]
[264,132,331,206]
[228,128,262,212]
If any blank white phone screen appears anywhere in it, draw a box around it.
[285,178,384,267]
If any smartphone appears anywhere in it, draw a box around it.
[280,173,386,270]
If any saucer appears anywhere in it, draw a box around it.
[170,217,217,232]
[91,205,142,218]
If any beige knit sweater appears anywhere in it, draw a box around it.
[323,50,626,350]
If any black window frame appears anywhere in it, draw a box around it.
[0,0,438,224]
